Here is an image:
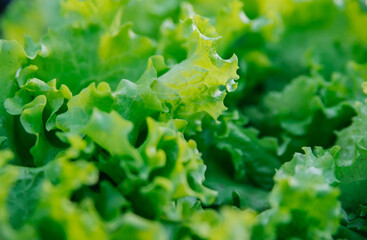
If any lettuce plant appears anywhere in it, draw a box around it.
[1,0,367,239]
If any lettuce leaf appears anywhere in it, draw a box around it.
[2,0,367,239]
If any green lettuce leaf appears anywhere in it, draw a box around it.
[5,78,71,166]
[254,147,341,240]
[335,103,367,214]
[246,68,363,160]
[29,23,155,94]
[82,109,216,219]
[156,16,239,132]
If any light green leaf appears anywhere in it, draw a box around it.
[155,16,239,132]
